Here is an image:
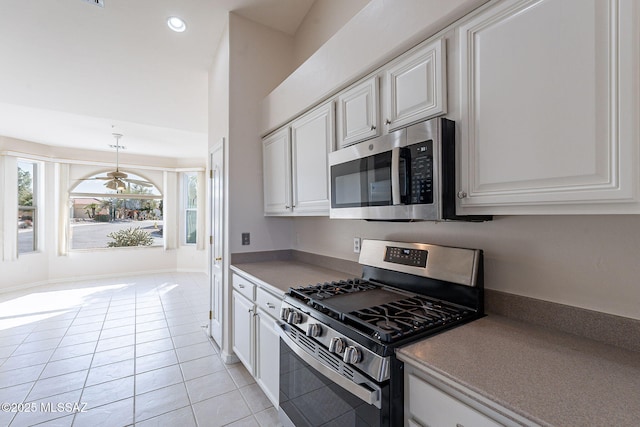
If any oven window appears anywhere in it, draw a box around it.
[331,151,392,208]
[279,340,383,427]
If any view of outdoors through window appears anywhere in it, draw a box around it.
[18,160,37,254]
[70,172,163,250]
[185,173,197,244]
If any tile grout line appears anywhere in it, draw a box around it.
[71,289,113,427]
[11,289,90,427]
[162,275,200,427]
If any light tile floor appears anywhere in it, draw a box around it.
[0,273,280,427]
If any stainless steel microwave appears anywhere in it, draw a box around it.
[328,117,491,222]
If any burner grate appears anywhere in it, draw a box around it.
[345,295,471,342]
[290,278,377,301]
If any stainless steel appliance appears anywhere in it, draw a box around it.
[328,117,491,222]
[278,239,485,426]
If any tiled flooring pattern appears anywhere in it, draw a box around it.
[0,273,279,427]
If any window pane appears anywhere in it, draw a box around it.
[18,208,36,254]
[18,161,37,254]
[186,174,197,209]
[73,172,161,196]
[186,210,197,244]
[70,197,163,249]
[69,170,164,250]
[18,162,34,207]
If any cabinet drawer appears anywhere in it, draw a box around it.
[232,273,256,300]
[256,288,282,319]
[408,374,502,427]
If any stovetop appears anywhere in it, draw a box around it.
[288,278,474,343]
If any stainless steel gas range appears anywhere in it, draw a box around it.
[277,239,485,427]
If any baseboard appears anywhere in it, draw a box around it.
[220,350,240,365]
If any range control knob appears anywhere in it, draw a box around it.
[343,346,361,364]
[287,311,302,325]
[328,337,346,354]
[306,323,322,338]
[280,307,291,321]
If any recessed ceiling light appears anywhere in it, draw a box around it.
[167,16,187,33]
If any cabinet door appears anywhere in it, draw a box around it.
[336,77,379,148]
[458,0,638,214]
[384,38,446,131]
[407,374,502,427]
[255,309,280,407]
[291,102,334,215]
[232,291,254,375]
[263,127,292,215]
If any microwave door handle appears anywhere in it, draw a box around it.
[391,147,401,205]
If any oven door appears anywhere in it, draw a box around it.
[278,323,392,427]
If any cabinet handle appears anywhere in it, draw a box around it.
[385,119,391,125]
[285,205,290,209]
[215,257,222,261]
[456,424,465,427]
[238,284,245,288]
[248,308,254,314]
[457,191,468,199]
[266,303,275,309]
[370,125,376,131]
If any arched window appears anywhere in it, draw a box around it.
[69,171,163,250]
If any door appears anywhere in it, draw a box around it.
[384,38,446,131]
[263,128,292,215]
[256,309,280,407]
[209,141,224,346]
[456,0,638,214]
[336,77,379,148]
[291,101,334,215]
[232,291,254,374]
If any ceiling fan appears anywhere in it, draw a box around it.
[84,133,153,191]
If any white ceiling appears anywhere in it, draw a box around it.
[0,0,314,161]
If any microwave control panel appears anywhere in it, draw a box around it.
[408,140,433,204]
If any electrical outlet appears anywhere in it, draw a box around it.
[242,233,250,245]
[353,237,361,253]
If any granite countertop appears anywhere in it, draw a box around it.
[397,315,640,426]
[231,260,354,295]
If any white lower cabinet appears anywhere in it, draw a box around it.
[406,373,502,427]
[231,273,282,407]
[256,308,280,406]
[403,363,538,427]
[232,290,254,374]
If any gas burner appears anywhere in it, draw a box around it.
[375,319,400,331]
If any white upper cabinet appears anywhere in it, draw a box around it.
[263,101,334,216]
[457,0,639,214]
[383,38,447,132]
[291,102,334,214]
[336,77,380,148]
[263,127,291,215]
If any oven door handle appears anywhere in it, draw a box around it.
[276,321,381,409]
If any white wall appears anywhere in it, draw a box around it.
[292,0,370,69]
[226,13,296,254]
[293,216,640,320]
